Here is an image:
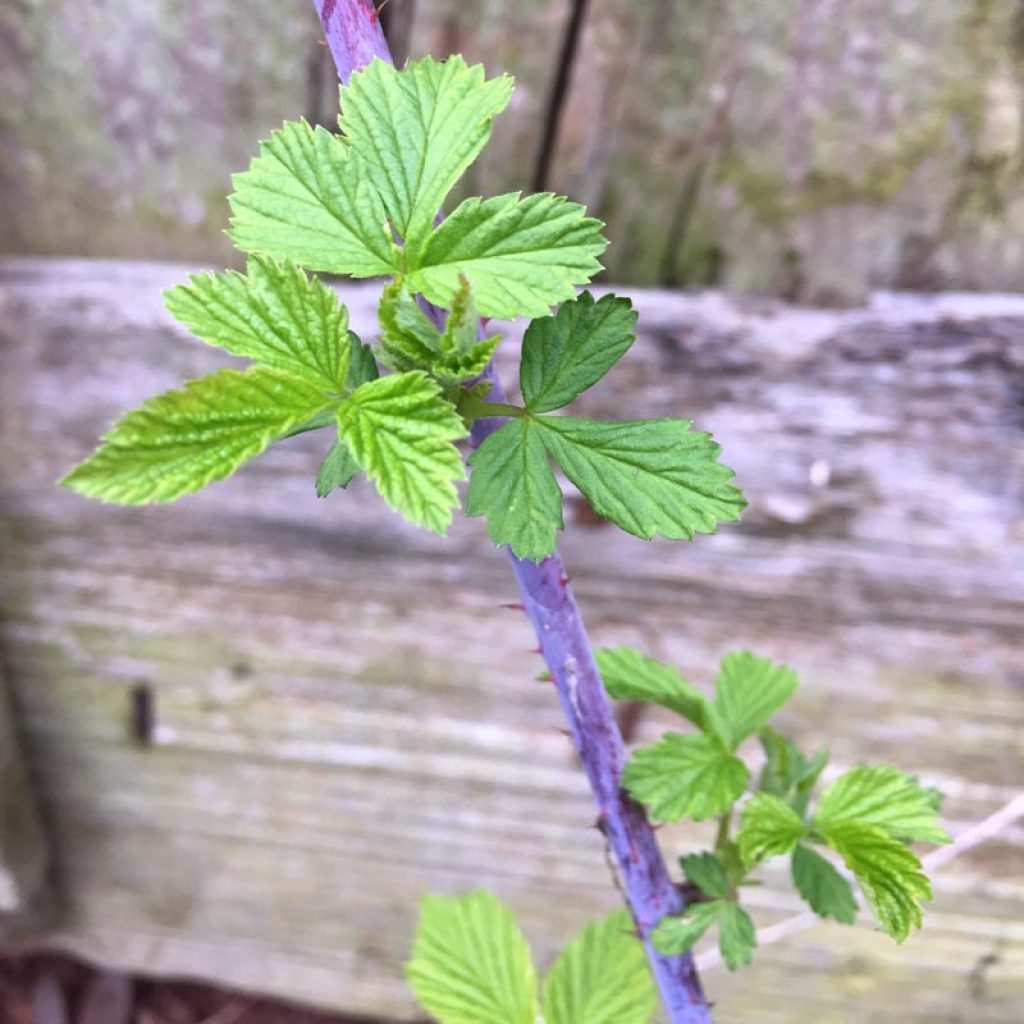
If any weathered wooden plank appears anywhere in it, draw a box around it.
[0,258,1022,1021]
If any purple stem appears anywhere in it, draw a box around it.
[312,4,710,1020]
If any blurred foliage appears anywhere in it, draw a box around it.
[5,0,1024,301]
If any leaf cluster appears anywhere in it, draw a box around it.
[597,647,950,967]
[62,55,744,560]
[407,890,655,1024]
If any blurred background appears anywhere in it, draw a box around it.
[1,1,1023,1022]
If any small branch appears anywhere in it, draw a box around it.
[695,791,1024,972]
[312,4,710,1020]
[531,0,590,193]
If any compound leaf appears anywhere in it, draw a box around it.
[337,371,466,533]
[623,732,749,823]
[814,765,951,845]
[408,192,607,319]
[596,646,709,730]
[229,120,397,276]
[542,909,655,1024]
[791,844,858,925]
[340,56,512,256]
[62,369,332,505]
[534,415,745,543]
[165,256,352,390]
[706,652,799,751]
[817,822,932,942]
[520,292,637,412]
[466,418,562,561]
[406,890,538,1024]
[738,793,807,865]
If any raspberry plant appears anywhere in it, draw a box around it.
[61,24,948,1024]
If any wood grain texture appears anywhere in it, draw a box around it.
[0,258,1022,1021]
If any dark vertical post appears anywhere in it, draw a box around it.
[531,0,590,193]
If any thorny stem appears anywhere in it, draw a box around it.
[312,4,711,1020]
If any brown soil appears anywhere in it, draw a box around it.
[0,953,407,1024]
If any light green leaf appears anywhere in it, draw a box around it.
[791,844,857,925]
[814,765,951,845]
[438,277,480,357]
[680,852,732,900]
[818,822,932,942]
[408,192,607,319]
[165,256,352,390]
[316,438,359,496]
[466,419,562,561]
[623,732,749,823]
[340,56,512,256]
[652,901,722,956]
[337,371,466,533]
[758,728,827,817]
[717,902,757,971]
[316,334,380,498]
[738,793,807,865]
[535,415,745,543]
[706,652,799,751]
[228,120,397,276]
[792,747,829,819]
[406,890,538,1024]
[520,292,637,412]
[62,369,332,505]
[378,280,444,371]
[596,646,709,729]
[437,336,502,384]
[542,909,655,1024]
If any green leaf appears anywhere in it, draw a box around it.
[406,890,538,1024]
[791,844,857,925]
[408,192,607,319]
[680,852,731,900]
[706,652,799,751]
[62,369,332,505]
[542,909,655,1024]
[378,280,445,371]
[228,120,397,276]
[738,793,807,865]
[347,334,380,388]
[534,415,745,543]
[316,335,380,498]
[340,56,512,256]
[316,438,359,496]
[651,901,723,956]
[814,765,951,845]
[758,729,829,817]
[623,732,749,823]
[437,336,502,384]
[164,256,352,391]
[717,902,757,971]
[337,371,466,533]
[596,646,709,730]
[520,292,637,413]
[817,822,932,942]
[466,419,562,561]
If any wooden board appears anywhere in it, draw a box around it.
[0,258,1022,1021]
